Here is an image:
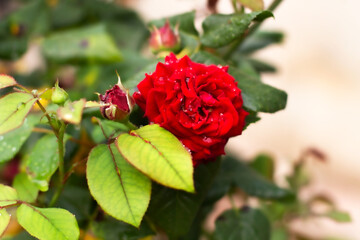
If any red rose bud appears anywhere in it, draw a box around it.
[133,53,248,166]
[149,20,181,54]
[99,74,134,121]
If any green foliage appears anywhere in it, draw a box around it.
[208,156,293,201]
[42,24,122,63]
[0,92,37,135]
[239,31,284,54]
[201,11,273,48]
[116,124,195,192]
[17,204,80,240]
[0,208,11,236]
[214,207,271,240]
[12,173,38,203]
[249,154,275,180]
[146,160,220,239]
[0,115,38,163]
[0,75,17,90]
[57,99,86,124]
[0,184,18,207]
[26,134,69,191]
[87,144,151,227]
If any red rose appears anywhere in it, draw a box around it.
[133,53,248,166]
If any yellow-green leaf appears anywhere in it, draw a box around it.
[13,173,38,203]
[87,144,151,227]
[17,204,79,240]
[0,74,17,90]
[0,92,37,135]
[57,99,86,124]
[0,184,18,207]
[116,124,194,193]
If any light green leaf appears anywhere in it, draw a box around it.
[201,11,273,48]
[214,207,270,240]
[0,74,17,89]
[26,134,69,191]
[238,0,264,11]
[17,204,79,240]
[0,208,11,237]
[116,124,194,192]
[325,210,351,222]
[87,144,151,227]
[0,184,18,207]
[57,99,86,124]
[0,92,37,135]
[0,115,39,164]
[42,24,122,63]
[13,173,38,203]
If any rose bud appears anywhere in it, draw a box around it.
[52,80,69,105]
[149,20,181,54]
[99,74,134,121]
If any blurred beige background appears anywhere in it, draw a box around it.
[126,0,360,239]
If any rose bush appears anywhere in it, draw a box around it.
[134,53,248,165]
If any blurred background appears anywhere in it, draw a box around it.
[1,0,359,239]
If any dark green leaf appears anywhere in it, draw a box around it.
[214,207,271,240]
[207,156,293,201]
[149,11,198,36]
[147,160,220,238]
[201,11,273,48]
[246,58,277,73]
[249,154,275,180]
[91,216,154,240]
[50,0,85,29]
[239,31,284,54]
[191,51,287,113]
[42,24,122,63]
[124,60,160,91]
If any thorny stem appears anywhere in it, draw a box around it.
[35,99,59,138]
[49,121,66,207]
[223,0,284,60]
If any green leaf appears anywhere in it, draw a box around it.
[13,173,38,203]
[201,11,273,48]
[0,92,37,135]
[214,207,271,240]
[91,216,154,240]
[42,24,122,63]
[124,59,160,90]
[0,184,18,207]
[239,31,284,54]
[26,134,69,191]
[0,38,28,60]
[249,154,274,180]
[0,208,11,237]
[149,11,198,36]
[17,204,79,240]
[87,144,151,227]
[0,115,38,163]
[0,75,17,90]
[57,99,86,124]
[116,124,194,192]
[90,119,129,144]
[325,210,351,222]
[246,58,277,73]
[191,51,287,113]
[147,160,220,238]
[208,156,293,201]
